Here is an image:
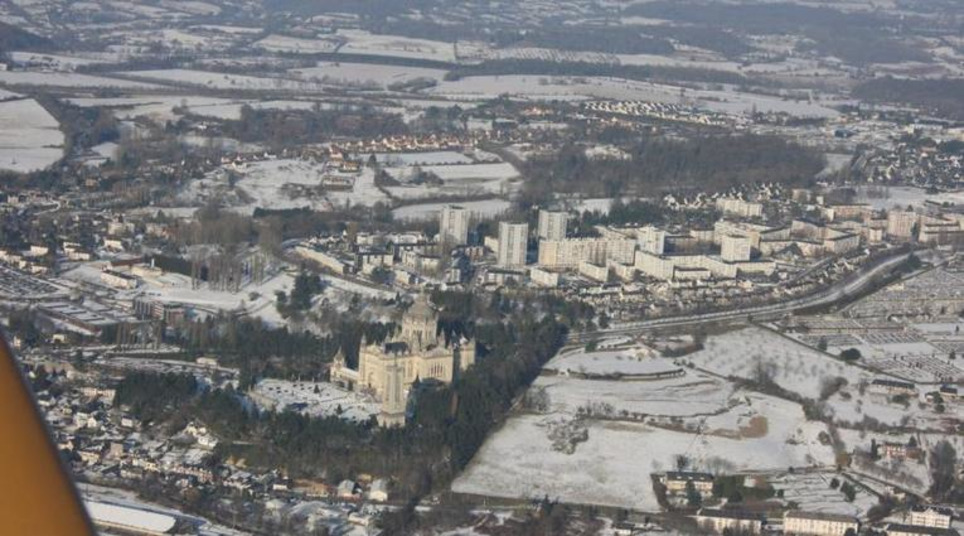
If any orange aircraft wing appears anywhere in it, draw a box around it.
[0,334,95,535]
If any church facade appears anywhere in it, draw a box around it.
[330,294,475,426]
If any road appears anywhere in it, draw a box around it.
[569,248,932,343]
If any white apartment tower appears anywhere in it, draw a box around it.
[720,234,752,262]
[497,222,529,268]
[538,210,568,241]
[439,205,471,245]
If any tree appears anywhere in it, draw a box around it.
[685,480,703,507]
[839,348,862,362]
[929,440,958,500]
[840,482,856,502]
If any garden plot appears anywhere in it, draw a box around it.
[453,391,834,512]
[688,327,871,399]
[0,98,64,173]
[770,472,877,517]
[251,379,378,422]
[290,62,447,89]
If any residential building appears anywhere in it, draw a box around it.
[716,198,763,219]
[784,511,859,536]
[721,235,752,262]
[694,509,765,535]
[886,523,959,536]
[661,471,714,496]
[538,237,636,268]
[907,506,953,529]
[439,205,471,246]
[888,210,919,239]
[870,379,917,396]
[538,209,568,241]
[497,222,528,268]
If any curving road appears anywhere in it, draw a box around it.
[570,248,935,343]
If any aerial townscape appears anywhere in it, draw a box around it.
[0,0,963,534]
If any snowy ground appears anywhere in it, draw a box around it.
[218,158,389,213]
[254,34,340,54]
[337,29,456,63]
[454,328,837,512]
[533,371,735,418]
[453,391,834,512]
[391,199,512,221]
[855,186,964,211]
[120,69,329,93]
[383,162,520,199]
[686,327,872,400]
[250,379,379,422]
[363,151,474,167]
[0,97,65,173]
[429,76,842,117]
[0,71,161,89]
[543,346,669,376]
[61,262,293,327]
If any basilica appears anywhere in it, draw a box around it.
[330,294,475,426]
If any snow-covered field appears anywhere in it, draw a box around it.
[0,71,160,89]
[533,371,735,418]
[61,262,293,327]
[68,95,321,121]
[364,151,474,167]
[453,392,834,512]
[384,162,520,198]
[254,34,340,54]
[251,379,379,422]
[687,327,872,399]
[857,186,964,211]
[222,158,389,213]
[454,331,836,511]
[543,346,671,376]
[337,29,456,63]
[9,51,110,70]
[391,199,512,221]
[429,76,840,117]
[121,69,329,93]
[0,98,65,173]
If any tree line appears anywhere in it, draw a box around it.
[520,135,824,201]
